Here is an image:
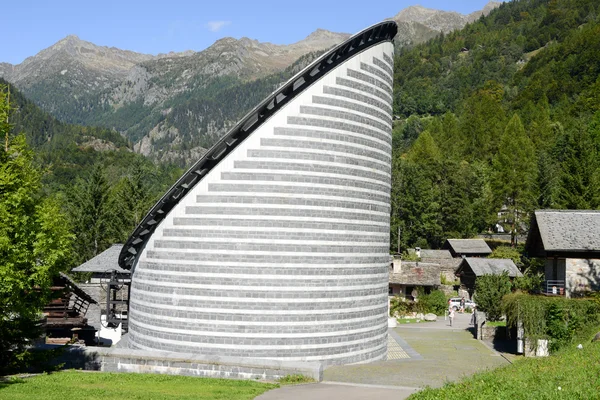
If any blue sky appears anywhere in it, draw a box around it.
[3,0,494,64]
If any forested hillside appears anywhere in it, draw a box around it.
[3,82,181,266]
[83,51,328,165]
[391,0,600,251]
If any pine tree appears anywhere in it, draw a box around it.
[390,157,443,251]
[67,164,119,265]
[459,85,507,162]
[112,158,158,241]
[491,114,537,245]
[557,121,600,209]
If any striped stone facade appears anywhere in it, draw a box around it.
[127,39,394,365]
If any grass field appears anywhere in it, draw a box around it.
[409,335,600,399]
[0,370,278,400]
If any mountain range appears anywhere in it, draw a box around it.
[0,2,500,165]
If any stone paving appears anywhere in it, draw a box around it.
[386,333,410,360]
[324,313,508,389]
[256,313,510,399]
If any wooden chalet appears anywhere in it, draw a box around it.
[44,272,97,344]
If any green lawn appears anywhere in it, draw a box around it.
[0,370,278,400]
[484,320,506,327]
[409,338,600,399]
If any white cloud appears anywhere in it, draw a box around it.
[205,20,231,32]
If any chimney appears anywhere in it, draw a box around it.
[393,257,402,273]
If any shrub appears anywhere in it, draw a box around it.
[390,295,408,317]
[512,272,544,293]
[401,251,420,261]
[440,274,459,285]
[474,272,512,321]
[417,290,448,315]
[489,246,522,265]
[503,293,600,352]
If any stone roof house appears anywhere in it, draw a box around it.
[72,244,129,277]
[419,249,460,283]
[71,244,130,331]
[443,239,492,258]
[526,210,600,297]
[418,249,453,259]
[456,258,521,297]
[389,258,441,299]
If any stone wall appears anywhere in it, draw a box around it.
[479,325,507,341]
[51,345,323,381]
[566,258,600,297]
[127,42,395,365]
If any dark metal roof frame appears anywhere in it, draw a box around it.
[119,21,398,270]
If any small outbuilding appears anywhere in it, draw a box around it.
[72,244,129,282]
[456,257,522,297]
[443,239,492,258]
[71,244,130,333]
[525,209,600,297]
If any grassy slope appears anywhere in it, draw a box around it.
[410,337,600,399]
[0,371,277,400]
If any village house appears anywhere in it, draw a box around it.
[455,257,522,298]
[389,256,441,300]
[442,238,493,258]
[525,210,600,297]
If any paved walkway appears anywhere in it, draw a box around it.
[255,382,419,400]
[257,313,510,399]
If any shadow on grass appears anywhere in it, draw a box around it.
[0,378,25,390]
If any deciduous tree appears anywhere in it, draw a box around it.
[0,88,73,372]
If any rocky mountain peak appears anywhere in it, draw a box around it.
[392,2,501,34]
[472,1,503,20]
[303,29,345,42]
[394,5,451,23]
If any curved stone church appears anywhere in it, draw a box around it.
[119,21,397,365]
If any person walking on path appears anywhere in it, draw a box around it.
[460,297,466,313]
[470,305,477,325]
[448,307,455,327]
